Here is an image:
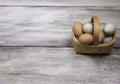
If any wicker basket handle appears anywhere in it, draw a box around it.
[91,16,100,45]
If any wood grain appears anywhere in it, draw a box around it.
[0,0,120,6]
[0,7,120,47]
[0,47,120,84]
[0,0,120,83]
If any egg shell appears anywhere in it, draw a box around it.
[73,22,83,37]
[99,30,105,43]
[83,23,93,34]
[104,24,116,35]
[103,36,113,43]
[99,23,106,31]
[79,34,93,45]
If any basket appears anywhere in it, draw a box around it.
[72,16,116,54]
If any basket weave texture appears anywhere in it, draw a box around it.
[72,16,116,54]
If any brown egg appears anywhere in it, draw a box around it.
[79,34,93,45]
[73,22,83,37]
[99,30,105,43]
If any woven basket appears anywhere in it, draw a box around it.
[72,16,116,54]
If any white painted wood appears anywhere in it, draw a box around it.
[0,0,120,83]
[0,0,120,6]
[0,7,120,47]
[0,47,120,84]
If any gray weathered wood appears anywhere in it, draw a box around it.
[0,0,120,84]
[0,47,120,84]
[0,0,120,6]
[0,7,120,47]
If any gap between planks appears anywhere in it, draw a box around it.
[0,6,120,11]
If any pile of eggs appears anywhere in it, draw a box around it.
[73,22,116,45]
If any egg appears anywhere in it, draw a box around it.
[79,34,93,45]
[99,23,106,31]
[73,22,83,37]
[99,30,105,43]
[103,36,113,43]
[83,23,93,34]
[104,24,116,35]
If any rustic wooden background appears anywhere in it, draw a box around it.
[0,0,120,84]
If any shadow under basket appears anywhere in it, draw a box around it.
[72,16,116,54]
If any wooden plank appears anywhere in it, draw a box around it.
[0,47,120,84]
[0,7,120,47]
[0,0,120,6]
[0,74,119,84]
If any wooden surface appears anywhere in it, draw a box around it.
[0,0,120,6]
[0,0,120,84]
[0,7,120,47]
